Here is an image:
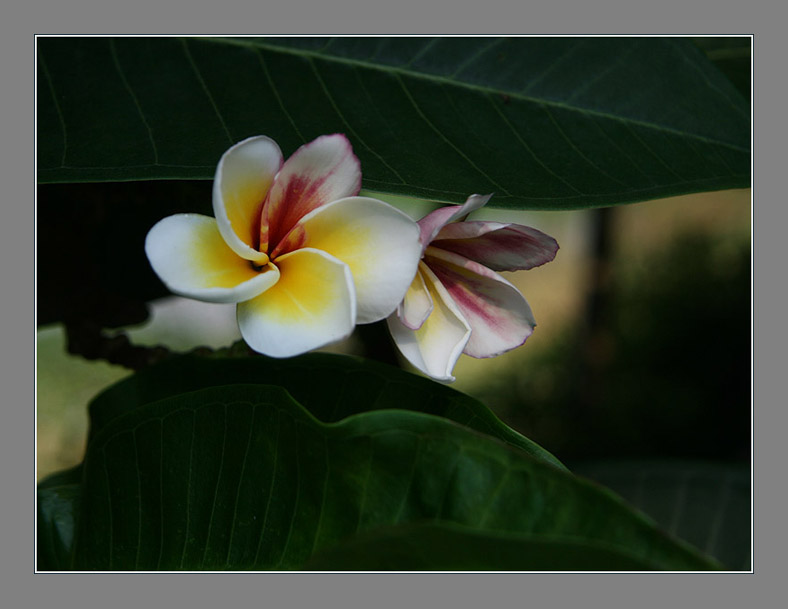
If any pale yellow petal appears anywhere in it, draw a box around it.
[213,136,282,263]
[145,214,279,303]
[387,263,471,382]
[294,196,421,324]
[237,248,356,357]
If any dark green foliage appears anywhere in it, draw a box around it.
[38,37,749,209]
[39,372,720,571]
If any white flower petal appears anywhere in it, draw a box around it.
[387,263,471,383]
[145,214,280,303]
[236,248,356,358]
[424,246,535,358]
[293,196,421,324]
[261,133,361,253]
[417,193,492,253]
[433,221,559,271]
[397,268,433,330]
[213,135,282,263]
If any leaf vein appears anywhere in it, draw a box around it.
[225,404,256,568]
[449,38,505,78]
[669,37,749,120]
[179,410,195,569]
[277,418,301,568]
[102,447,114,570]
[622,123,687,181]
[477,469,511,528]
[309,435,330,556]
[393,437,421,524]
[308,57,407,184]
[704,472,733,557]
[404,38,440,68]
[133,429,142,570]
[199,37,749,153]
[38,48,68,167]
[157,420,164,570]
[200,403,228,568]
[564,40,639,104]
[521,38,587,95]
[395,74,512,195]
[542,105,631,188]
[589,114,655,185]
[355,436,374,534]
[487,92,585,195]
[254,48,306,144]
[253,407,280,566]
[180,38,234,145]
[109,39,159,165]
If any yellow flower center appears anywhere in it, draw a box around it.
[250,252,270,271]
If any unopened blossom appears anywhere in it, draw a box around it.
[146,134,421,358]
[387,194,559,382]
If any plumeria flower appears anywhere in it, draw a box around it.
[145,134,421,358]
[387,194,559,382]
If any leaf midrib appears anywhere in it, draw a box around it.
[195,36,749,154]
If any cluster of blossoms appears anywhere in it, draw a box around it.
[145,134,558,381]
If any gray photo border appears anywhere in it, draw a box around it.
[7,0,779,607]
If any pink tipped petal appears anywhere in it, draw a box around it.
[417,193,493,252]
[236,248,356,358]
[261,134,362,253]
[145,214,280,303]
[424,246,536,358]
[295,196,422,324]
[397,268,434,330]
[213,136,283,263]
[387,263,471,382]
[432,221,559,271]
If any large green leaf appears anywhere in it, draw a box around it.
[37,466,83,571]
[86,353,566,470]
[37,36,749,209]
[573,460,751,570]
[693,37,751,103]
[302,522,667,571]
[47,384,718,570]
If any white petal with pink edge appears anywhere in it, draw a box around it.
[387,264,471,382]
[236,248,356,358]
[213,135,283,263]
[424,246,535,358]
[417,193,492,252]
[397,267,433,330]
[145,214,280,303]
[432,221,559,271]
[261,134,362,253]
[295,196,421,324]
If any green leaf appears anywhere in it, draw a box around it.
[63,384,717,570]
[37,37,749,210]
[693,37,751,103]
[86,353,566,471]
[573,460,751,570]
[303,522,666,571]
[37,466,82,571]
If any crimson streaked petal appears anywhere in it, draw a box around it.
[213,136,282,263]
[433,221,559,271]
[417,193,492,253]
[424,246,535,358]
[261,134,361,253]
